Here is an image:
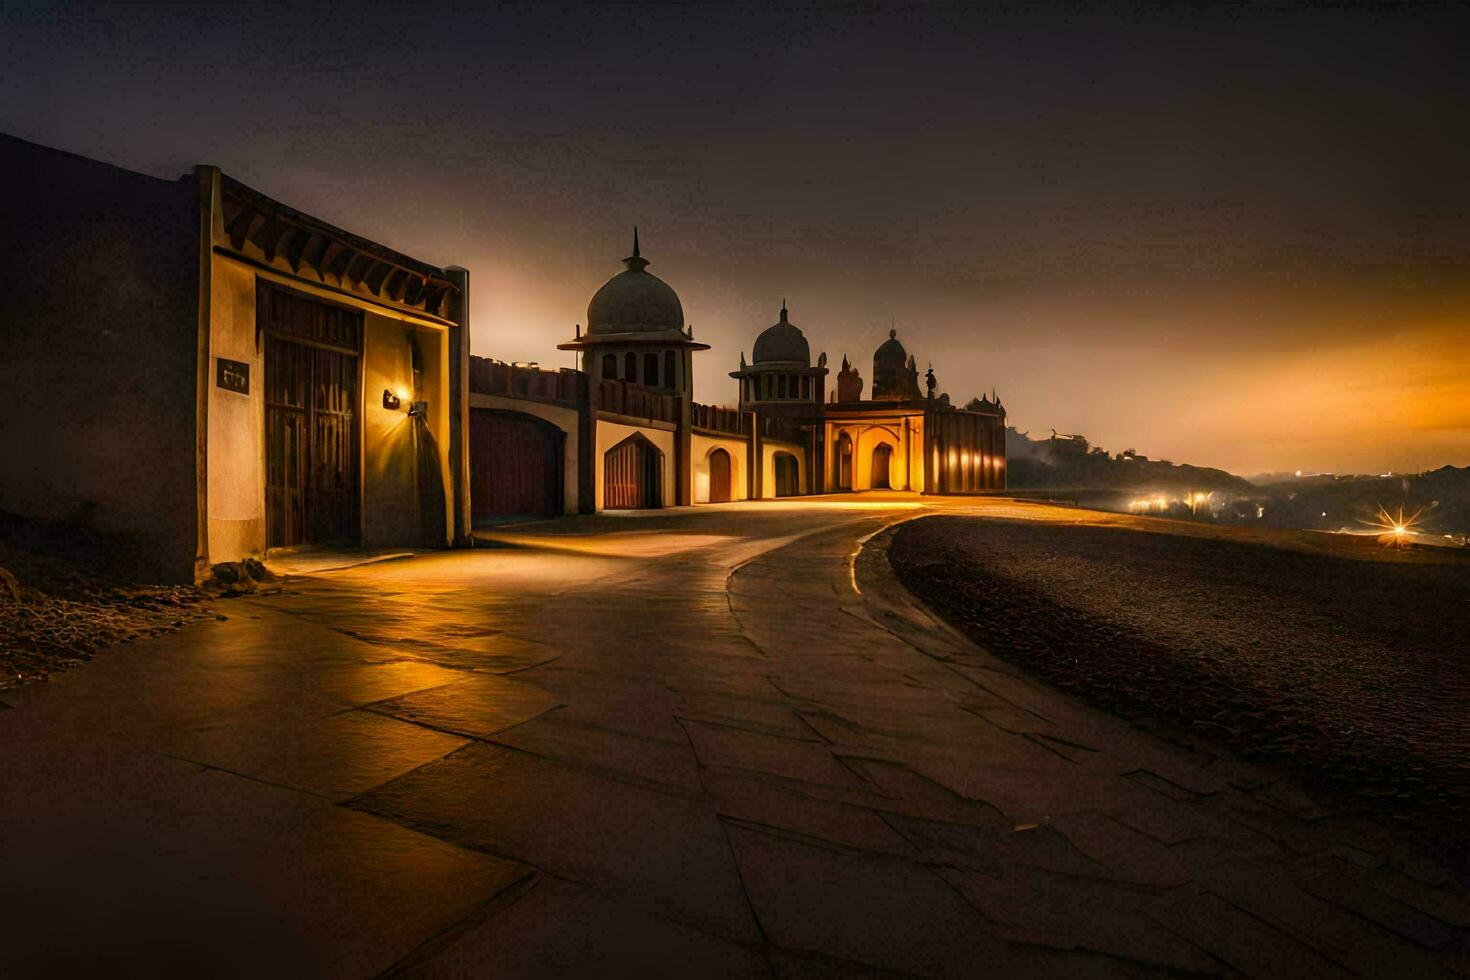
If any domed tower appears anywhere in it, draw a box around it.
[871,328,921,401]
[730,303,828,418]
[558,228,709,392]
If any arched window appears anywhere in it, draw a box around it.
[644,352,659,387]
[664,350,675,389]
[624,351,637,383]
[602,353,617,379]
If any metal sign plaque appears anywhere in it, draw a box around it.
[216,358,250,395]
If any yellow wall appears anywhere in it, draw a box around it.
[360,313,417,546]
[692,434,748,503]
[206,258,266,561]
[594,418,676,510]
[470,393,581,514]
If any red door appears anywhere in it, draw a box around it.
[470,411,561,520]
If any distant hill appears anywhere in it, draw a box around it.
[1005,428,1254,494]
[1254,465,1470,536]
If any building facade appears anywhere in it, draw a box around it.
[1,134,472,582]
[469,234,1005,519]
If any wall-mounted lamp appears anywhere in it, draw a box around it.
[382,389,402,410]
[408,401,428,418]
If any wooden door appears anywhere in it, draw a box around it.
[262,287,361,548]
[265,335,308,547]
[708,449,732,503]
[470,411,560,520]
[871,443,892,489]
[308,347,359,543]
[604,435,660,509]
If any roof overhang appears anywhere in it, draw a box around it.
[218,174,458,321]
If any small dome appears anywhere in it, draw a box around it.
[874,328,907,366]
[586,229,685,335]
[752,305,810,365]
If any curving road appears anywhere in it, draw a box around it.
[0,496,1464,977]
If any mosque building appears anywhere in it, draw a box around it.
[468,232,1006,518]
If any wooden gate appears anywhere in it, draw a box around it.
[470,410,561,520]
[773,452,799,497]
[262,286,361,548]
[604,434,661,509]
[871,443,893,489]
[708,449,732,503]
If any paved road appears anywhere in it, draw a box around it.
[1,497,1465,977]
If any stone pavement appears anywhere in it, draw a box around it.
[1,497,1465,977]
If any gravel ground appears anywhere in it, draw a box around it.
[889,515,1469,859]
[0,539,211,694]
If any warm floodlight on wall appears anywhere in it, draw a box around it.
[409,401,428,418]
[382,389,402,410]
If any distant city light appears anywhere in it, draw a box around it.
[1360,504,1425,548]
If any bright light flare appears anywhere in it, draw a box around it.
[1360,504,1426,548]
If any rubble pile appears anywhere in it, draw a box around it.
[0,545,210,693]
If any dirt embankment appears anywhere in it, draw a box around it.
[888,515,1469,860]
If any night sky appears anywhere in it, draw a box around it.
[5,2,1468,475]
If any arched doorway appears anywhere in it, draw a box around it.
[604,433,662,509]
[871,443,893,489]
[773,452,799,497]
[837,433,854,490]
[470,410,562,522]
[708,448,732,503]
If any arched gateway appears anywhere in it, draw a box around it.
[773,452,799,497]
[871,443,893,489]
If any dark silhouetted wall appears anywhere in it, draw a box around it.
[0,134,200,582]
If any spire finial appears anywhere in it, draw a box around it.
[889,327,896,340]
[623,226,649,272]
[779,299,788,322]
